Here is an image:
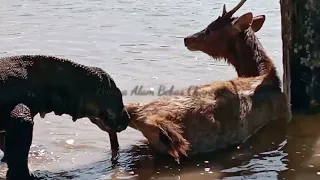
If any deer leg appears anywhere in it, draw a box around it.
[0,132,6,162]
[5,103,34,180]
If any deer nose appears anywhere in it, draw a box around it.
[184,35,196,46]
[184,37,189,46]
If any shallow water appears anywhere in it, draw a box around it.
[0,0,319,179]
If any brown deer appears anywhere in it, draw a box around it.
[123,0,291,162]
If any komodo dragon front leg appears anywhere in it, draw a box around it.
[1,103,35,180]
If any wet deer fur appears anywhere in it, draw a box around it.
[125,0,290,161]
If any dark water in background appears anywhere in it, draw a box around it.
[1,0,320,179]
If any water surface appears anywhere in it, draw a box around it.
[1,0,319,179]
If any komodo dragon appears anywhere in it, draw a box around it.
[0,55,130,180]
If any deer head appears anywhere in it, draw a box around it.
[184,0,268,77]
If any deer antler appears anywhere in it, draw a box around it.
[224,0,247,17]
[222,4,227,15]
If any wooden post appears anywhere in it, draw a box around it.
[280,0,320,111]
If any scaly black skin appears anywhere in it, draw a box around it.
[0,55,130,179]
[5,104,34,180]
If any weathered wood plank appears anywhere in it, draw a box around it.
[280,0,320,111]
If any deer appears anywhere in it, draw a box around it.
[122,0,291,162]
[122,0,290,163]
[121,0,291,162]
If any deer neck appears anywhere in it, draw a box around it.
[226,30,275,77]
[224,30,281,89]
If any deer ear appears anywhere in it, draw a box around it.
[232,12,253,32]
[251,15,265,32]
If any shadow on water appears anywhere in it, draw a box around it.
[1,114,319,180]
